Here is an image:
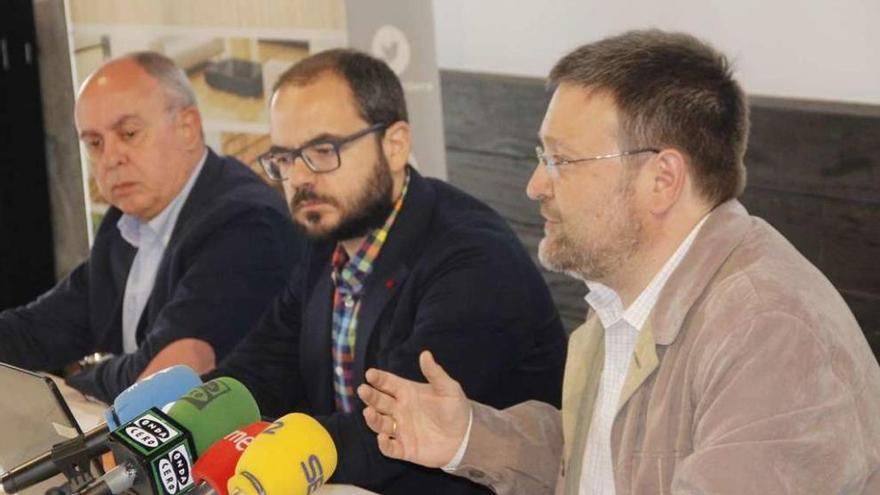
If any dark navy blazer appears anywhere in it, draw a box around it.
[211,168,567,495]
[0,149,302,402]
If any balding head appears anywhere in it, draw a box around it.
[79,52,197,114]
[75,52,205,222]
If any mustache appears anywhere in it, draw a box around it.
[539,202,560,220]
[290,186,338,210]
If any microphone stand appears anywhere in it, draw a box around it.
[51,436,97,494]
[1,428,106,495]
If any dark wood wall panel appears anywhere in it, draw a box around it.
[441,70,880,357]
[746,102,880,203]
[442,72,550,157]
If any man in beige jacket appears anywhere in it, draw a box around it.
[356,29,880,494]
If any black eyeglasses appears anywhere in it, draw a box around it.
[258,122,390,181]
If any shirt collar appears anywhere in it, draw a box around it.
[331,170,411,294]
[117,149,208,248]
[585,213,710,332]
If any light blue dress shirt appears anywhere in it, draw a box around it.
[117,151,208,354]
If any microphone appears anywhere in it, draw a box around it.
[166,377,261,456]
[106,366,202,429]
[227,413,337,495]
[189,421,271,495]
[86,377,261,495]
[0,366,202,494]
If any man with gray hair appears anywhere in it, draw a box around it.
[358,30,880,493]
[0,52,301,402]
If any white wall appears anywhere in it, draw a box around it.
[432,0,880,106]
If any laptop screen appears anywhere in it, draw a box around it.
[0,363,82,472]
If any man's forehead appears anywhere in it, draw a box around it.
[77,64,161,119]
[79,58,155,97]
[272,74,358,116]
[270,77,365,145]
[540,84,619,146]
[76,87,150,131]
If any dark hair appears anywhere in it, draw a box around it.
[273,49,408,127]
[550,29,749,205]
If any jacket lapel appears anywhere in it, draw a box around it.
[649,200,752,345]
[168,148,220,242]
[303,254,336,412]
[350,264,410,386]
[93,209,137,351]
[349,168,434,392]
[616,322,659,414]
[562,315,604,494]
[561,319,661,493]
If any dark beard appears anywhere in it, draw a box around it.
[290,154,395,243]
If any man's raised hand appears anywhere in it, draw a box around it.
[357,350,472,467]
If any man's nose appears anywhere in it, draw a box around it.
[287,155,317,187]
[98,136,126,171]
[526,162,552,201]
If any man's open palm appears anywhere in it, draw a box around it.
[357,350,472,468]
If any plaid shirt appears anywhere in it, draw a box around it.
[330,172,410,412]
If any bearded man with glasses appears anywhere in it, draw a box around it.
[358,30,880,494]
[208,49,567,495]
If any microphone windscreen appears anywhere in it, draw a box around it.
[227,413,337,495]
[166,377,261,455]
[106,365,202,429]
[193,421,270,495]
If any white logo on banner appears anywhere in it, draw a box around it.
[371,25,411,75]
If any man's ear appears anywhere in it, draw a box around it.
[176,106,204,151]
[382,121,412,172]
[644,148,688,215]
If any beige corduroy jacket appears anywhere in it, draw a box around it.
[454,200,880,494]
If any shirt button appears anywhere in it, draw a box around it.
[344,297,354,308]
